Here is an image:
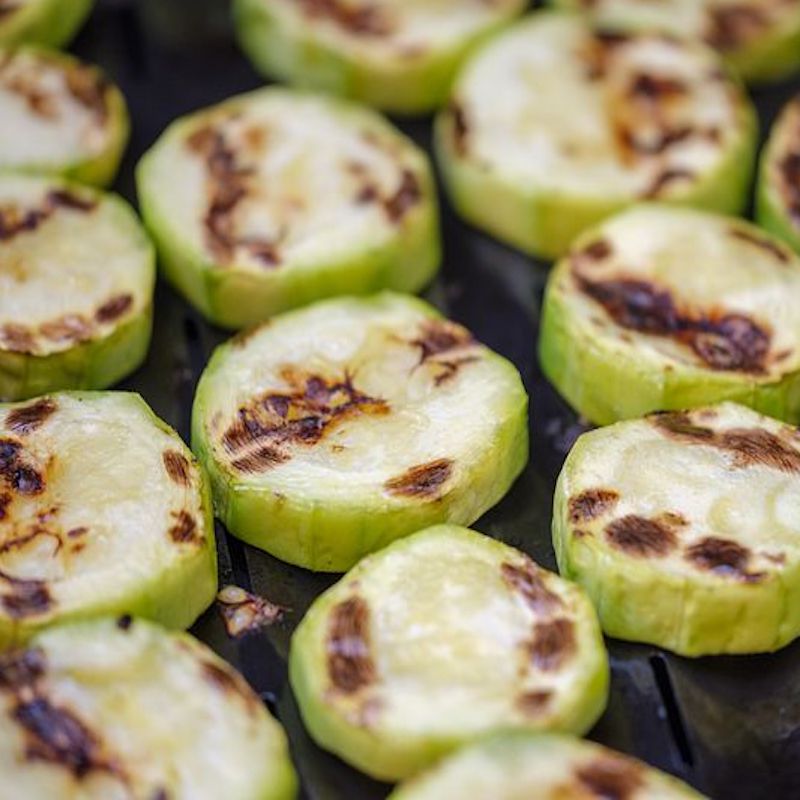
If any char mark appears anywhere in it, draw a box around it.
[384,458,453,499]
[605,515,677,558]
[6,398,56,435]
[162,450,191,486]
[501,561,563,615]
[528,618,576,672]
[685,536,764,582]
[327,596,375,694]
[576,755,644,800]
[167,510,201,545]
[568,488,619,524]
[95,294,133,323]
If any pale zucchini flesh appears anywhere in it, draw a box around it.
[0,46,130,187]
[0,0,94,48]
[757,94,800,254]
[0,175,154,401]
[0,617,297,799]
[554,402,800,656]
[137,88,440,329]
[551,0,800,84]
[389,731,705,799]
[539,205,800,425]
[289,525,609,781]
[0,392,217,648]
[435,12,757,259]
[232,0,527,114]
[192,293,528,571]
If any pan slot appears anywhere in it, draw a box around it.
[649,654,695,767]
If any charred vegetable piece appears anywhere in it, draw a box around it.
[192,293,528,572]
[552,0,800,85]
[0,0,94,48]
[290,525,609,781]
[539,205,800,425]
[435,12,757,259]
[0,392,217,648]
[758,94,800,254]
[389,731,706,799]
[0,175,154,401]
[0,617,297,799]
[232,0,527,115]
[0,46,129,187]
[554,403,800,656]
[137,88,440,329]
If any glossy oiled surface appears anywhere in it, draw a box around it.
[74,1,800,797]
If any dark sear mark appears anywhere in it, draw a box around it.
[685,537,764,582]
[162,450,191,487]
[629,73,686,101]
[502,561,563,615]
[63,64,110,125]
[6,398,56,435]
[706,5,770,51]
[200,660,259,714]
[517,689,552,716]
[167,510,200,545]
[354,167,422,224]
[730,227,790,263]
[0,493,10,519]
[576,755,644,800]
[0,437,45,497]
[568,489,619,524]
[216,585,285,638]
[295,0,392,36]
[605,515,677,558]
[410,319,479,385]
[0,189,96,244]
[573,239,613,267]
[116,615,133,631]
[450,101,469,157]
[642,168,696,199]
[0,569,52,619]
[95,294,133,324]
[384,458,453,499]
[40,314,92,344]
[0,324,35,354]
[651,411,715,442]
[528,618,576,672]
[574,272,772,373]
[222,370,388,473]
[0,647,46,690]
[327,596,376,694]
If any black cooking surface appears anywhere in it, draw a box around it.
[71,2,800,797]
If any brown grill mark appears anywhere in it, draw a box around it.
[0,493,10,519]
[296,0,393,36]
[95,294,133,324]
[651,411,715,442]
[643,168,695,198]
[629,74,686,101]
[730,227,791,263]
[0,647,46,690]
[685,537,764,582]
[450,101,469,157]
[605,515,677,558]
[575,274,772,373]
[0,569,52,619]
[162,450,191,486]
[384,458,453,499]
[40,314,92,344]
[327,596,375,694]
[384,169,421,223]
[6,398,56,435]
[569,489,619,524]
[1,324,35,353]
[576,756,644,800]
[200,660,259,714]
[230,446,289,474]
[0,438,45,497]
[706,5,770,51]
[168,510,200,545]
[64,65,110,124]
[501,561,563,615]
[528,619,576,672]
[216,585,285,638]
[412,319,475,364]
[0,189,96,244]
[517,689,552,716]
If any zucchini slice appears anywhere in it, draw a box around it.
[290,525,609,781]
[0,175,154,401]
[435,12,757,259]
[192,293,528,572]
[0,46,129,187]
[758,94,800,254]
[0,392,217,648]
[551,0,800,85]
[232,0,527,115]
[137,88,440,329]
[0,617,297,799]
[389,731,705,799]
[554,402,800,656]
[539,205,800,425]
[0,0,94,48]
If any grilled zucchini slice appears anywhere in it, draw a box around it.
[435,12,757,259]
[192,293,528,572]
[0,0,94,48]
[290,525,609,781]
[137,88,440,329]
[389,731,705,799]
[232,0,527,115]
[758,94,800,254]
[0,46,129,186]
[0,175,154,401]
[539,205,800,425]
[0,617,297,799]
[551,0,800,85]
[554,402,800,656]
[0,392,217,648]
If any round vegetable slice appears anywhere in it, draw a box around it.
[551,0,800,85]
[232,0,527,115]
[0,46,129,187]
[389,731,705,799]
[554,402,800,656]
[0,0,94,49]
[0,391,217,648]
[539,205,800,425]
[137,88,440,329]
[435,12,757,259]
[0,175,154,401]
[758,94,800,254]
[0,617,297,799]
[192,293,528,572]
[290,525,609,781]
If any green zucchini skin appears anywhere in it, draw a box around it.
[0,0,95,48]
